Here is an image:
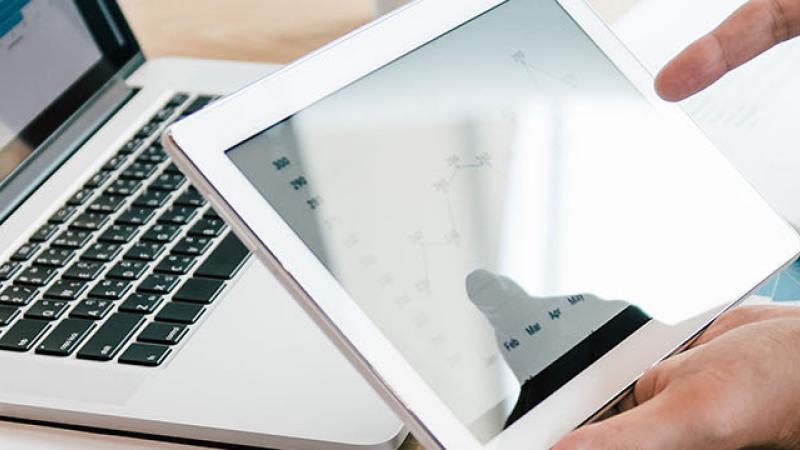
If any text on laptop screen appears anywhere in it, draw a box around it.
[0,0,102,181]
[224,0,733,443]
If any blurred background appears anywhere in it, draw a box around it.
[116,0,634,65]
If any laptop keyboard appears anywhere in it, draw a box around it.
[0,93,251,367]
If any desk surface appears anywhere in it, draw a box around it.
[117,0,377,64]
[117,0,635,63]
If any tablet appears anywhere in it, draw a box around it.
[165,0,800,448]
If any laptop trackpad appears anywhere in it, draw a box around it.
[0,359,145,406]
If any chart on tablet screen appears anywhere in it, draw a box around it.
[228,0,747,441]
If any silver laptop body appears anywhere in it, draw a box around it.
[0,1,403,448]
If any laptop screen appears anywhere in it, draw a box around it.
[0,0,138,187]
[0,1,101,177]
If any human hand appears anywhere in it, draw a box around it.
[554,305,800,450]
[655,0,800,101]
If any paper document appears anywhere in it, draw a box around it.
[611,0,800,304]
[614,0,800,227]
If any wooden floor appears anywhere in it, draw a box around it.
[118,0,376,64]
[118,0,634,64]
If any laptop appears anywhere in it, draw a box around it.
[0,1,404,449]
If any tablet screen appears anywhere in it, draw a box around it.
[227,0,665,442]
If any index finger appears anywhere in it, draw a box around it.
[655,0,800,102]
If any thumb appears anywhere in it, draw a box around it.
[465,269,529,319]
[552,382,726,450]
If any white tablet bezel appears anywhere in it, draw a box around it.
[164,1,800,448]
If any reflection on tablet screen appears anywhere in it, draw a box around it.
[227,0,663,442]
[466,269,649,428]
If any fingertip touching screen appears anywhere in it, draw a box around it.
[225,0,788,442]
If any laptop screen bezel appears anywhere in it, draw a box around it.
[6,0,140,154]
[0,0,141,224]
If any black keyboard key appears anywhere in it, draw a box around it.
[137,274,179,294]
[155,255,197,275]
[136,121,160,139]
[66,188,94,206]
[102,154,128,171]
[163,163,182,174]
[87,195,126,214]
[0,262,21,281]
[77,313,145,361]
[36,319,95,356]
[34,247,75,267]
[53,230,92,249]
[119,137,143,155]
[88,279,131,300]
[25,300,69,321]
[31,223,59,242]
[15,266,57,286]
[99,224,138,243]
[168,93,189,107]
[70,212,110,231]
[119,343,171,367]
[12,242,40,261]
[172,236,212,256]
[133,189,172,208]
[137,145,167,164]
[85,171,112,189]
[49,206,77,224]
[81,242,123,262]
[63,261,105,281]
[35,247,75,267]
[175,188,206,207]
[195,234,249,280]
[117,207,156,226]
[174,278,224,304]
[154,107,175,122]
[182,95,214,116]
[0,306,20,326]
[0,319,50,351]
[0,285,38,306]
[203,208,220,219]
[119,293,162,314]
[70,299,113,320]
[120,161,158,180]
[156,302,204,324]
[157,206,197,225]
[151,173,186,192]
[138,322,186,345]
[188,217,227,238]
[107,260,149,280]
[105,178,142,197]
[125,242,165,261]
[142,224,181,243]
[43,280,88,301]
